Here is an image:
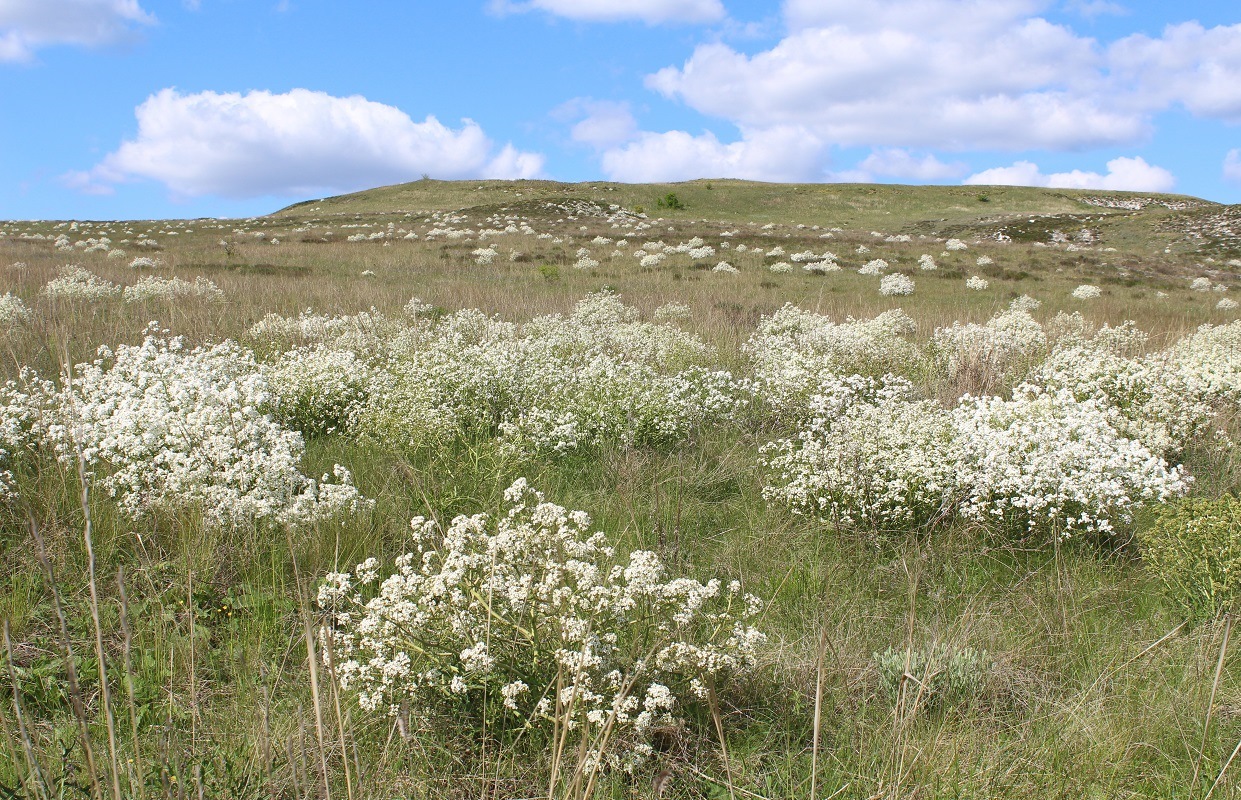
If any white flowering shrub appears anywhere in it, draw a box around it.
[264,346,376,436]
[1072,285,1103,300]
[858,259,889,276]
[1163,321,1241,408]
[952,386,1189,537]
[768,261,793,274]
[1029,345,1211,457]
[122,275,223,303]
[317,479,764,770]
[1191,277,1214,292]
[0,371,61,504]
[946,239,969,251]
[918,254,937,271]
[355,294,746,458]
[247,308,405,356]
[52,331,371,527]
[0,293,32,328]
[42,266,121,301]
[879,273,915,296]
[932,305,1048,395]
[965,276,989,291]
[746,304,924,418]
[1218,297,1239,311]
[762,376,961,532]
[712,261,738,273]
[128,256,163,269]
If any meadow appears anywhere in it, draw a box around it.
[1,178,1240,799]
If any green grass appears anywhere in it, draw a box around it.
[1,180,1240,799]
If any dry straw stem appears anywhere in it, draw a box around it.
[288,527,333,800]
[4,619,48,800]
[1196,614,1234,794]
[31,515,104,800]
[78,456,124,800]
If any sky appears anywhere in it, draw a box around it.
[2,0,1240,220]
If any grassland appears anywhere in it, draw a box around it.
[1,180,1239,799]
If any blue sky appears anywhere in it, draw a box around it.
[2,0,1240,220]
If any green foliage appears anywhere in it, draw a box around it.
[1140,494,1241,619]
[656,192,684,210]
[873,642,991,711]
[537,262,559,281]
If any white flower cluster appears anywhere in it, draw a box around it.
[122,276,223,304]
[953,386,1189,536]
[264,346,377,436]
[879,273,915,296]
[762,376,961,531]
[0,293,32,328]
[745,304,922,418]
[0,371,60,503]
[42,266,121,301]
[858,258,889,276]
[764,378,1189,538]
[317,479,764,769]
[965,275,989,291]
[1072,284,1103,300]
[263,294,748,458]
[22,331,371,527]
[932,304,1048,395]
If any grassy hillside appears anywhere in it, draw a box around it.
[1,181,1240,799]
[275,177,1217,248]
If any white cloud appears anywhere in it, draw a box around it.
[554,99,639,148]
[490,0,724,25]
[1225,150,1241,183]
[600,126,827,182]
[644,2,1241,154]
[853,149,968,181]
[964,156,1175,191]
[1108,22,1241,123]
[0,0,154,62]
[68,88,544,198]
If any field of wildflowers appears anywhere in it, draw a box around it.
[1,180,1240,798]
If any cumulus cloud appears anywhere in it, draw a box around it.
[1225,150,1241,183]
[67,88,544,198]
[644,1,1241,154]
[554,99,639,148]
[489,0,724,25]
[1108,22,1241,123]
[0,0,154,62]
[600,126,827,182]
[853,149,969,181]
[964,156,1175,192]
